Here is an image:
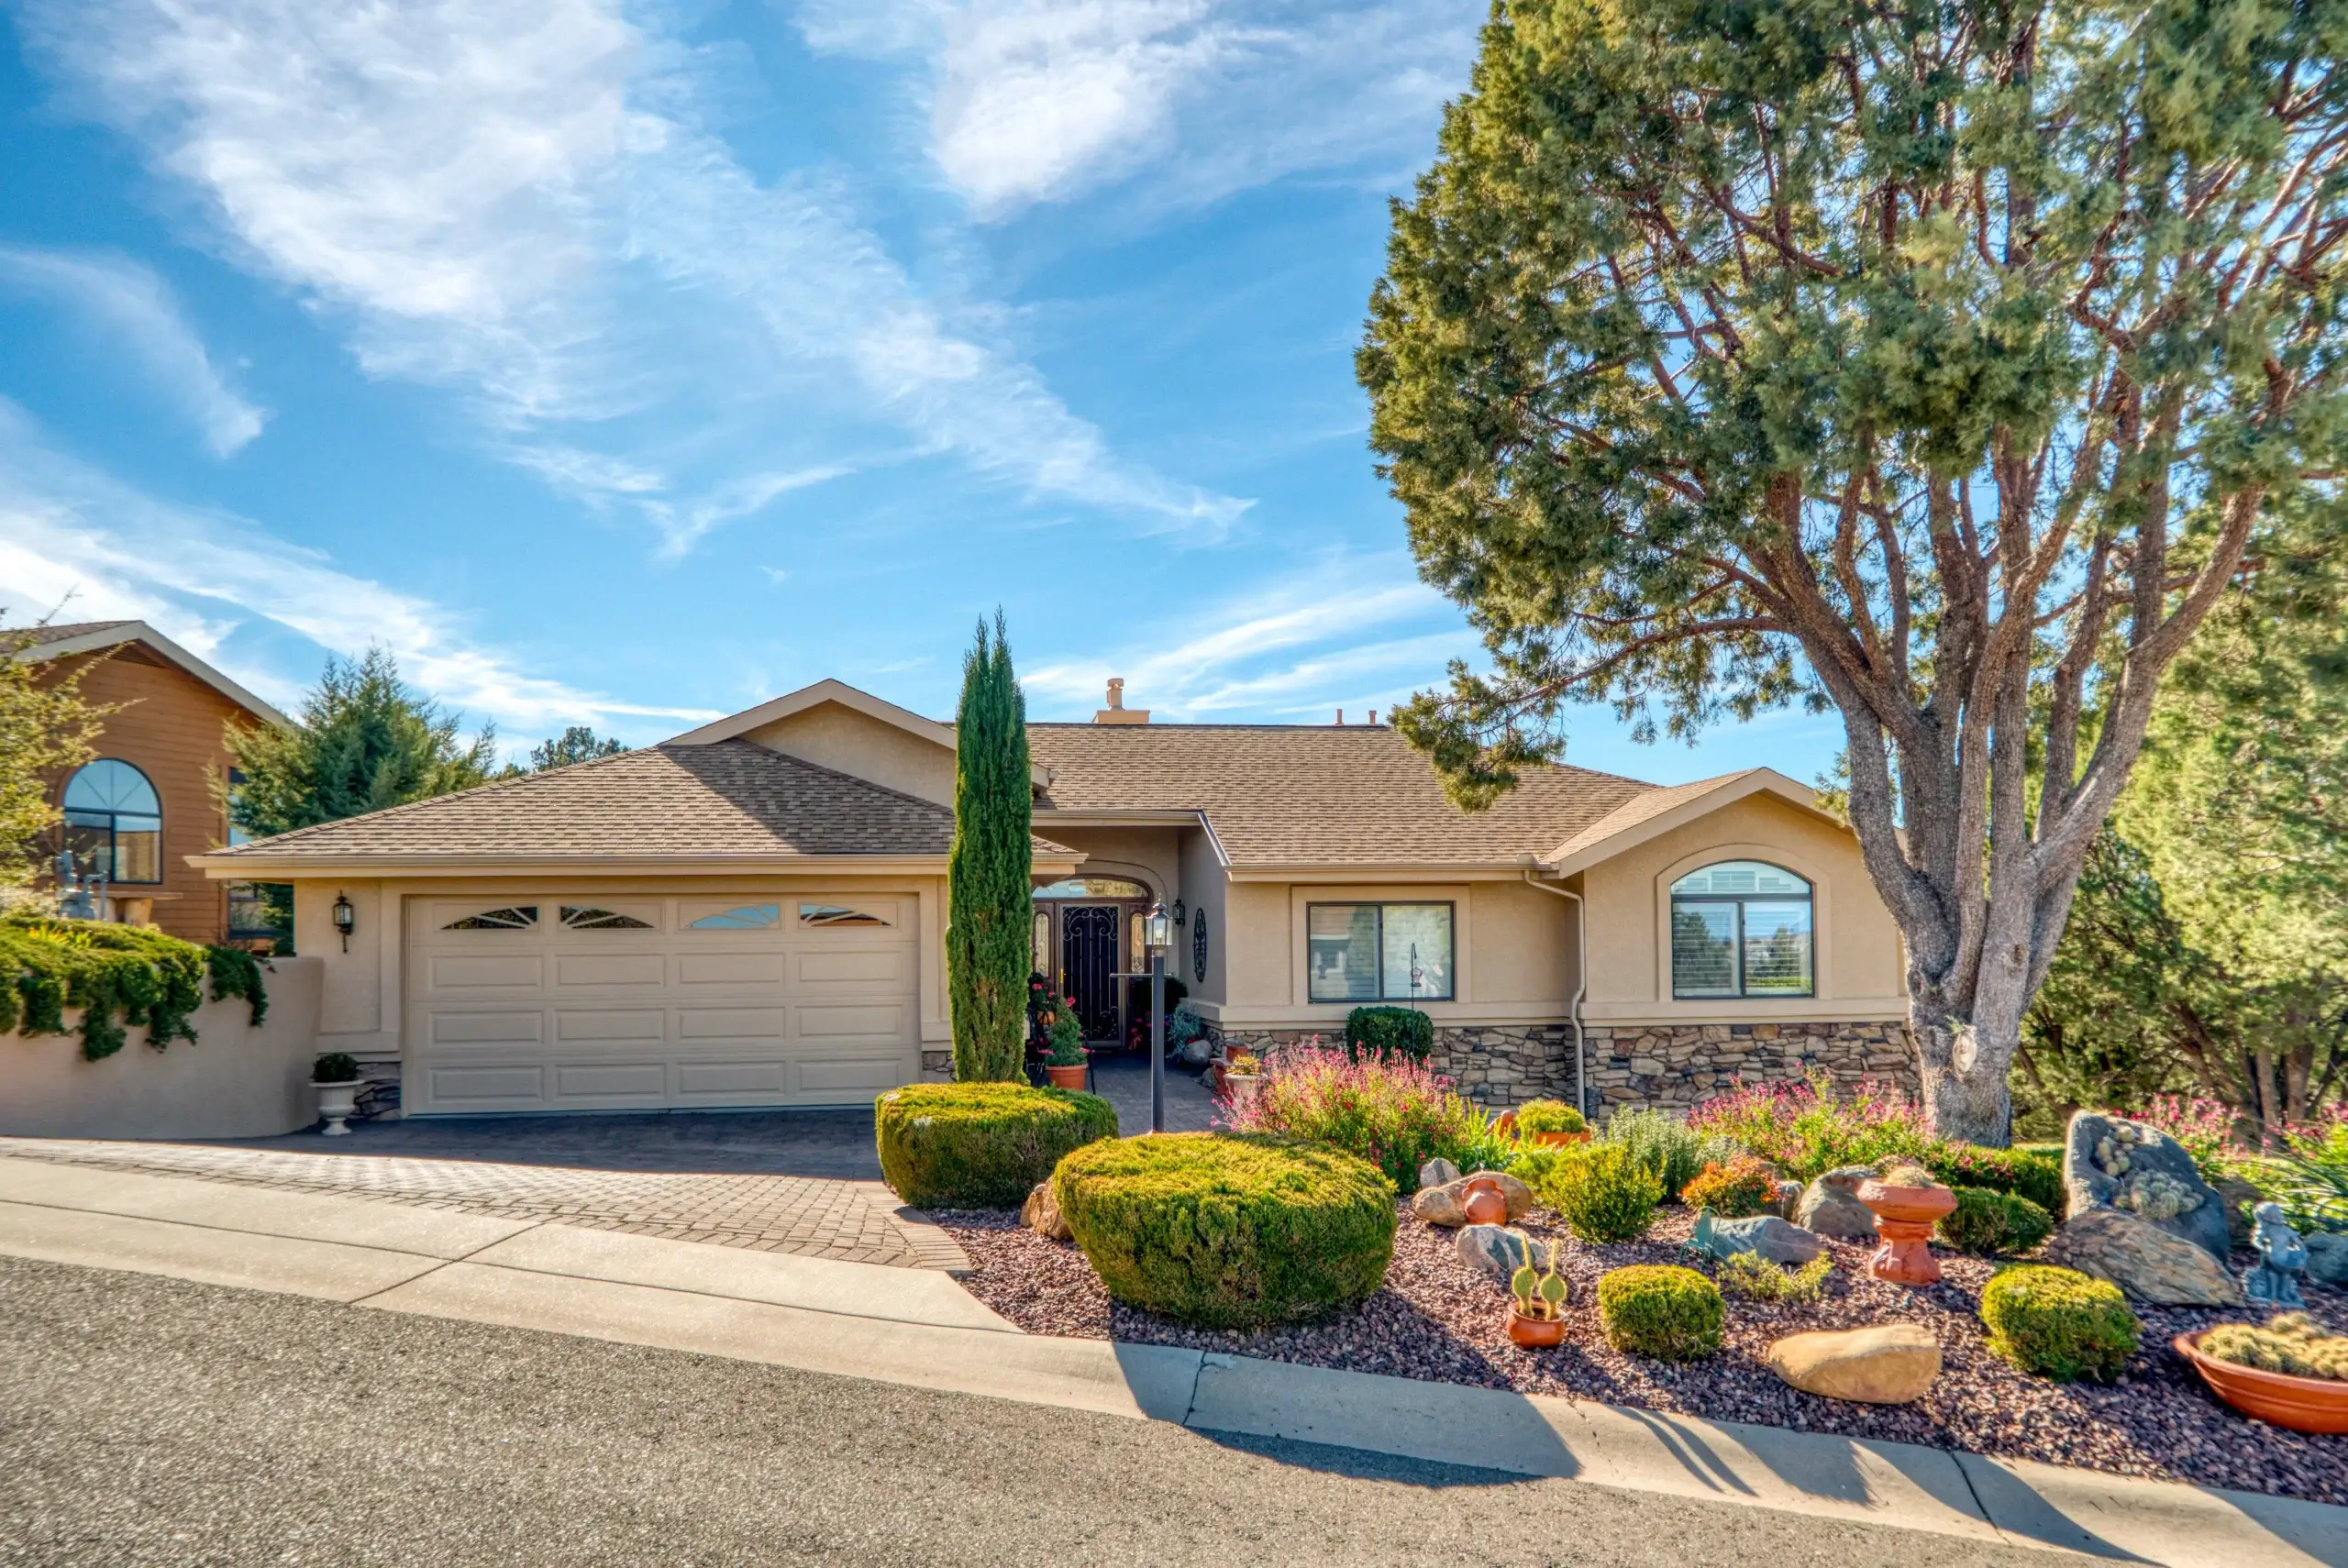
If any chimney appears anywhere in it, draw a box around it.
[1335,709,1344,725]
[1093,677,1150,724]
[1368,709,1377,725]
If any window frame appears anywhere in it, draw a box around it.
[1304,900,1456,1004]
[1667,861,1816,1000]
[61,757,164,886]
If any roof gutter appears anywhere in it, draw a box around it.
[1522,868,1589,1122]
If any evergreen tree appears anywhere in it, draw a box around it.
[947,613,1033,1082]
[225,647,498,838]
[529,725,626,772]
[0,616,109,890]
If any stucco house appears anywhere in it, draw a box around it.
[191,678,1916,1121]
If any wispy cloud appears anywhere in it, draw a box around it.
[1023,549,1474,719]
[21,0,1241,544]
[798,0,1477,217]
[0,401,720,739]
[0,246,267,456]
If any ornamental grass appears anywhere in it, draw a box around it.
[1220,1039,1501,1192]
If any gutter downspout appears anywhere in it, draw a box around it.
[1523,870,1589,1122]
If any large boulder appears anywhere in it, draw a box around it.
[1767,1324,1942,1405]
[2062,1111,2231,1263]
[1796,1165,1881,1240]
[1690,1210,1826,1265]
[2045,1204,2243,1307]
[1412,1171,1535,1228]
[2306,1232,2348,1287]
[1456,1223,1554,1283]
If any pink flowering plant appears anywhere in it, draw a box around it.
[2135,1093,2241,1182]
[1218,1037,1504,1192]
[1684,1070,1936,1180]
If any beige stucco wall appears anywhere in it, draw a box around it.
[0,956,325,1140]
[1176,824,1226,1005]
[1578,792,1905,1023]
[738,701,957,806]
[1035,824,1180,901]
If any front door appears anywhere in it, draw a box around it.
[1061,904,1122,1043]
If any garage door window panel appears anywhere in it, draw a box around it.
[560,905,655,930]
[444,906,539,931]
[687,903,781,930]
[799,902,891,927]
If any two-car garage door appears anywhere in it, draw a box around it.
[404,890,919,1114]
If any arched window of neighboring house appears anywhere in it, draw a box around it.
[62,759,163,885]
[1669,860,1812,999]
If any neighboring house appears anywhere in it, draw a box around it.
[19,621,293,946]
[191,678,1914,1121]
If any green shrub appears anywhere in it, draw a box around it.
[1536,1143,1663,1242]
[1978,1265,2141,1382]
[1938,1188,2054,1256]
[1054,1132,1395,1327]
[1679,1155,1778,1219]
[313,1052,360,1083]
[875,1082,1117,1207]
[1598,1264,1724,1360]
[1601,1107,1738,1200]
[1344,1006,1434,1065]
[1716,1251,1833,1304]
[1515,1099,1586,1136]
[0,917,269,1060]
[1925,1144,2066,1218]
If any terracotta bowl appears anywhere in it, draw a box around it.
[1855,1180,1958,1225]
[1507,1309,1567,1349]
[2175,1331,2348,1434]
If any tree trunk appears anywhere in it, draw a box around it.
[1911,1004,2015,1147]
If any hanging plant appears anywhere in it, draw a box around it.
[0,917,269,1061]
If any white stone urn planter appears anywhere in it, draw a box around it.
[313,1077,362,1136]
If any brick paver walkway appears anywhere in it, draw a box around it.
[0,1139,969,1272]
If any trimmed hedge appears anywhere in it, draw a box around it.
[875,1082,1117,1208]
[1925,1143,2066,1218]
[1680,1155,1779,1220]
[1937,1187,2055,1256]
[1343,1005,1434,1064]
[1978,1265,2140,1382]
[1054,1132,1395,1327]
[1598,1264,1724,1360]
[1514,1099,1586,1136]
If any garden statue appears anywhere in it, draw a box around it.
[2246,1201,2310,1310]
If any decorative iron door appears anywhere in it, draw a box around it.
[1062,905,1122,1043]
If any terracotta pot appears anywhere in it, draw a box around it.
[1045,1063,1088,1089]
[1531,1130,1590,1148]
[1491,1111,1518,1139]
[1855,1180,1957,1286]
[1461,1178,1509,1226]
[2175,1331,2348,1434]
[1507,1308,1567,1349]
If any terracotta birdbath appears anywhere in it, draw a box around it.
[2174,1332,2348,1434]
[1856,1178,1957,1286]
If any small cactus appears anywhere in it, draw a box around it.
[1509,1249,1570,1321]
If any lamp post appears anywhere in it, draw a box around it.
[1143,901,1172,1133]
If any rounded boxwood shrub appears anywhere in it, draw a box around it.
[1054,1132,1396,1328]
[1515,1099,1586,1137]
[1940,1187,2054,1255]
[1598,1264,1724,1360]
[875,1082,1117,1208]
[1538,1143,1664,1242]
[1978,1265,2141,1382]
[1343,1005,1434,1064]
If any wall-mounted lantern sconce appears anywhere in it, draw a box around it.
[332,891,356,953]
[1171,898,1187,926]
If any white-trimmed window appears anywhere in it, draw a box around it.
[1670,861,1813,999]
[62,759,162,884]
[444,905,538,931]
[1307,902,1454,1002]
[688,903,781,930]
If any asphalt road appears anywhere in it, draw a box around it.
[0,1255,2064,1568]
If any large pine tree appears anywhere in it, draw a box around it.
[947,614,1033,1082]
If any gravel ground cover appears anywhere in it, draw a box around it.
[939,1200,2348,1505]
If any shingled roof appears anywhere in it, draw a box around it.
[1027,723,1656,867]
[203,741,1075,865]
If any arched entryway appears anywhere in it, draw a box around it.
[1032,876,1155,1044]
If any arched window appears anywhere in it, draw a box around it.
[1669,860,1812,999]
[1031,877,1152,900]
[62,759,163,885]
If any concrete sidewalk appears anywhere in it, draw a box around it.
[0,1152,2335,1567]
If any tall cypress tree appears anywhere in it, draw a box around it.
[947,613,1033,1082]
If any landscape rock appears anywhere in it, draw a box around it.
[1419,1158,1462,1192]
[2062,1110,2232,1262]
[1412,1171,1534,1228]
[2045,1204,2243,1307]
[1767,1323,1942,1405]
[1690,1209,1826,1265]
[1455,1223,1553,1283]
[1021,1180,1070,1242]
[1767,1180,1805,1220]
[2306,1232,2348,1287]
[1796,1165,1881,1240]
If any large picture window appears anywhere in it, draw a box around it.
[61,759,162,884]
[1669,861,1813,999]
[1307,902,1454,1002]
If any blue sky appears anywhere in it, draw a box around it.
[0,0,1838,785]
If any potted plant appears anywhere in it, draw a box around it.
[1043,1002,1088,1089]
[312,1052,363,1137]
[1222,1050,1262,1109]
[2175,1314,2348,1434]
[1508,1245,1571,1347]
[1516,1099,1589,1147]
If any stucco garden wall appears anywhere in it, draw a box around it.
[0,955,325,1140]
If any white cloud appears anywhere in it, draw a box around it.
[0,246,267,456]
[0,401,720,737]
[798,0,1476,217]
[21,0,1239,542]
[1023,550,1473,719]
